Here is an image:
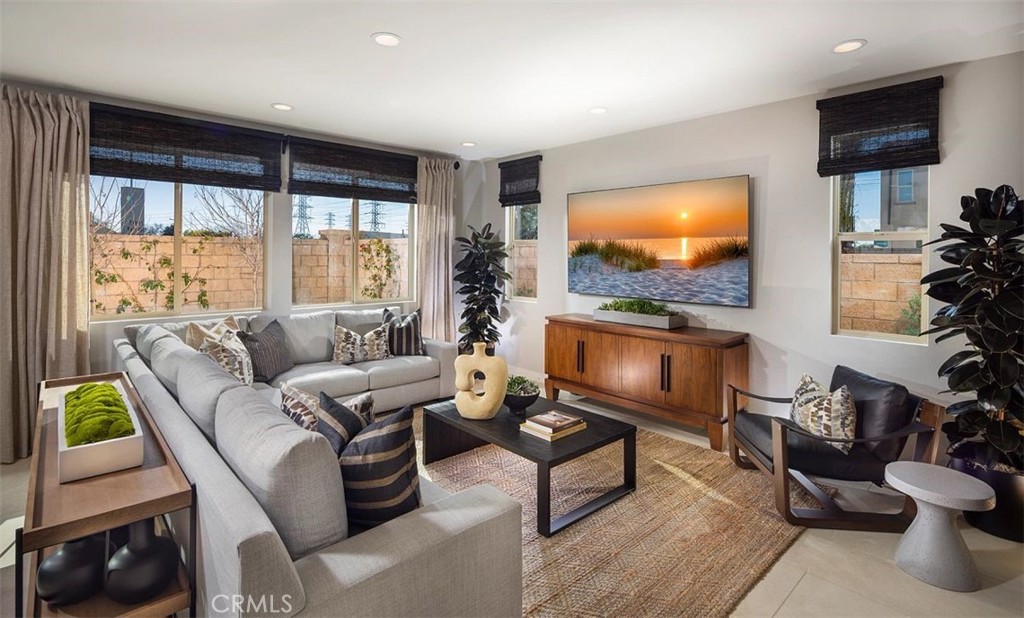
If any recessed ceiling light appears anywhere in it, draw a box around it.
[270,103,293,111]
[589,107,608,114]
[371,32,402,47]
[832,39,867,54]
[461,142,476,147]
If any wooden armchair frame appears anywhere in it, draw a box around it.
[727,385,944,532]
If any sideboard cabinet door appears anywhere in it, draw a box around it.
[545,323,581,383]
[578,330,621,392]
[665,343,719,417]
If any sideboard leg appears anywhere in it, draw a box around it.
[707,420,725,452]
[544,381,560,401]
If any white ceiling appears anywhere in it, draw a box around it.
[1,1,1022,160]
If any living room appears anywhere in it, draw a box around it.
[1,1,1022,617]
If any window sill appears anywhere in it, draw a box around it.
[831,329,928,347]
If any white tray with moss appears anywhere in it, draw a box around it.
[57,380,143,483]
[594,298,688,330]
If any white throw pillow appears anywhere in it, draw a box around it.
[185,315,239,350]
[790,374,856,454]
[200,330,254,385]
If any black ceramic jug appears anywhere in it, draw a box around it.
[36,535,110,606]
[104,518,179,604]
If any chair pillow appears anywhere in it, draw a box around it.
[237,320,294,382]
[830,366,914,461]
[200,330,253,385]
[339,406,421,529]
[382,308,425,356]
[332,324,391,365]
[185,315,239,350]
[790,374,856,454]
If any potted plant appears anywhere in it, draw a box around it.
[455,223,511,354]
[594,298,688,330]
[505,375,541,416]
[922,184,1023,542]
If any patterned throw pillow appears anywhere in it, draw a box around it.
[339,406,420,528]
[382,309,425,356]
[332,324,391,365]
[237,320,294,382]
[185,315,239,350]
[200,330,253,385]
[282,387,375,435]
[790,374,857,454]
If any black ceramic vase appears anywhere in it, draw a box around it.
[504,392,540,417]
[104,518,179,604]
[36,535,110,606]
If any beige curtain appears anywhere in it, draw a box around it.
[416,157,457,342]
[1,84,90,463]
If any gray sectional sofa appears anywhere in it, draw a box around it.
[114,308,523,617]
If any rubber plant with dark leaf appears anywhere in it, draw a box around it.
[923,184,1023,472]
[455,223,511,353]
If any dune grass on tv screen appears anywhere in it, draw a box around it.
[569,238,660,272]
[686,237,749,269]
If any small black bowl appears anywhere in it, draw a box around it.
[504,392,540,417]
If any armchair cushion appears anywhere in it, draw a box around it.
[829,366,915,462]
[734,410,888,482]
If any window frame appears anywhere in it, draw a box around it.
[830,173,928,344]
[506,203,538,301]
[88,177,269,321]
[291,196,417,308]
[895,168,915,203]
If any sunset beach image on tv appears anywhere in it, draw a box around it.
[567,175,750,307]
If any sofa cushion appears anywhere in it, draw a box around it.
[383,308,425,356]
[340,406,420,529]
[238,320,294,382]
[332,324,391,365]
[271,362,370,398]
[350,356,441,390]
[215,387,348,559]
[149,336,200,397]
[176,354,245,442]
[829,366,914,462]
[335,306,400,336]
[252,382,282,407]
[135,325,177,363]
[250,311,336,364]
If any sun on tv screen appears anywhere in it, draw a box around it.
[567,175,751,308]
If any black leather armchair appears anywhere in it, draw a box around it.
[727,366,943,532]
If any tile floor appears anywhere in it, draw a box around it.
[1,397,1021,618]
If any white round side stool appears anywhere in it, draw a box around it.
[885,461,996,592]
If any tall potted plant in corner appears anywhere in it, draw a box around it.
[455,223,511,354]
[923,184,1023,542]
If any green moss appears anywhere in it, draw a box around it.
[597,298,677,316]
[64,383,134,447]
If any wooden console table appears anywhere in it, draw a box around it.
[544,314,749,451]
[15,372,195,618]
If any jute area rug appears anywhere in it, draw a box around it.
[414,410,810,618]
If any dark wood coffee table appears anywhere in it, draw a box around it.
[423,398,637,537]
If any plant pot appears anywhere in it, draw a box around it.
[593,309,687,330]
[36,535,113,606]
[504,392,540,417]
[949,443,1023,543]
[104,519,180,604]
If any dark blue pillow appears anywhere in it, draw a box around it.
[316,392,370,455]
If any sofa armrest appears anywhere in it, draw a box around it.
[423,338,457,398]
[293,484,522,617]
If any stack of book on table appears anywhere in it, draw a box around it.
[520,410,587,441]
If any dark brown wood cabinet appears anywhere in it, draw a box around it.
[544,314,749,451]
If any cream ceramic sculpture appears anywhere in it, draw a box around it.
[454,342,508,420]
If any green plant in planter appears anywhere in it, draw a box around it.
[506,375,540,396]
[922,184,1023,472]
[597,298,678,316]
[455,223,511,353]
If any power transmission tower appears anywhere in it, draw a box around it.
[294,195,312,237]
[363,201,385,233]
[325,211,336,229]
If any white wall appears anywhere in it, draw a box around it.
[463,52,1023,405]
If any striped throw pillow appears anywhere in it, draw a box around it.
[315,393,372,454]
[382,309,425,356]
[332,324,391,365]
[237,320,294,382]
[790,374,857,454]
[200,330,253,385]
[339,406,421,528]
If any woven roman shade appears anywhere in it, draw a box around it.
[498,155,542,207]
[90,103,285,191]
[816,76,943,177]
[288,137,418,203]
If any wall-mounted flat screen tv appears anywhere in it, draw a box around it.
[568,175,751,308]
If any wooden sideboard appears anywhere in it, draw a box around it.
[544,314,749,451]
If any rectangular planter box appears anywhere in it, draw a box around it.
[57,380,144,484]
[593,309,688,330]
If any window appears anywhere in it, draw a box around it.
[291,197,414,306]
[895,169,915,203]
[89,176,266,317]
[833,167,928,341]
[507,204,538,299]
